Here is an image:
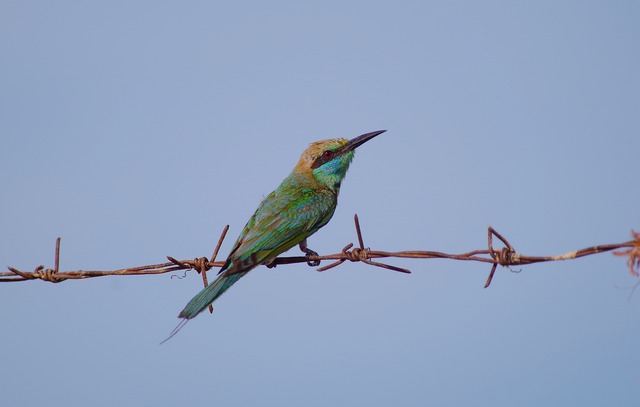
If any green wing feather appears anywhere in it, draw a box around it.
[177,175,337,321]
[224,181,337,275]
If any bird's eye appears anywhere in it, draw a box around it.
[323,150,333,159]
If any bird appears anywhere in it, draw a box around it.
[162,130,385,343]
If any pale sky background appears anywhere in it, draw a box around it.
[2,1,639,406]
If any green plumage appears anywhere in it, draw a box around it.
[164,130,385,341]
[178,173,337,320]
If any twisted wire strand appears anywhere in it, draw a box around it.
[2,215,638,287]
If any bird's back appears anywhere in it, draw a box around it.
[176,173,336,321]
[222,171,337,275]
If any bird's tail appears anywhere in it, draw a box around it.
[179,271,248,319]
[160,271,247,344]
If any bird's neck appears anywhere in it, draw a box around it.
[311,161,350,193]
[286,170,341,195]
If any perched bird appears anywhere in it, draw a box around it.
[162,130,385,342]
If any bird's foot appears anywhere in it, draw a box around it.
[265,259,277,269]
[299,239,321,267]
[304,248,320,267]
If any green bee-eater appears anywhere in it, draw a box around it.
[163,130,385,341]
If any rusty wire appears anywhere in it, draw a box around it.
[2,214,638,288]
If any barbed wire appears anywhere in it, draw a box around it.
[2,214,638,289]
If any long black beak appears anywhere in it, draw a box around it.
[345,130,386,152]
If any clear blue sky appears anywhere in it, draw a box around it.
[2,1,639,406]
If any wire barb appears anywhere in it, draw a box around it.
[613,230,640,277]
[485,226,517,288]
[201,225,229,314]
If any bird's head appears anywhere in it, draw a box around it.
[295,130,386,191]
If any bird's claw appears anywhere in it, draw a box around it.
[304,249,321,267]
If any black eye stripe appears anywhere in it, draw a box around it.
[311,154,331,169]
[311,150,334,170]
